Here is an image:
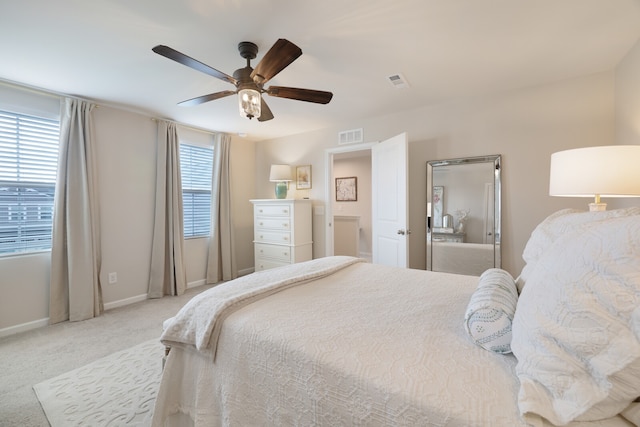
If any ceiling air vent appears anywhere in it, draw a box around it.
[338,128,363,145]
[386,73,409,89]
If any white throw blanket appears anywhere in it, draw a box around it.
[160,256,364,359]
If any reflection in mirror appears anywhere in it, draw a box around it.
[426,155,501,275]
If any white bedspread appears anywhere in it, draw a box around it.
[161,256,364,356]
[152,259,631,427]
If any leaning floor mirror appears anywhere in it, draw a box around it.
[426,155,501,275]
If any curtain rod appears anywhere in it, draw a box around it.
[1,78,225,137]
[0,78,63,99]
[150,117,222,136]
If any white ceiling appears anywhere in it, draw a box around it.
[2,0,639,141]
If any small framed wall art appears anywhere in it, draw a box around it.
[335,176,357,201]
[296,165,312,189]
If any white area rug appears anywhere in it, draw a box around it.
[33,339,165,427]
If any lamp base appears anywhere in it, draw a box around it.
[275,182,288,199]
[588,202,607,212]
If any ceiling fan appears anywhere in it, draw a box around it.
[152,39,333,122]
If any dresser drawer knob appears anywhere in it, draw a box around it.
[259,222,264,226]
[283,223,288,227]
[283,236,289,241]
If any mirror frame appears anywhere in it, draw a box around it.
[426,154,501,272]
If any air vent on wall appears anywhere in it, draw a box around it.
[386,73,409,89]
[338,128,363,145]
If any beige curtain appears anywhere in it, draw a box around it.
[49,98,102,324]
[148,121,187,298]
[206,133,237,283]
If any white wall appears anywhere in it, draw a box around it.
[612,38,640,210]
[256,71,616,275]
[615,38,640,147]
[93,106,157,303]
[230,136,256,275]
[0,85,256,335]
[613,37,640,205]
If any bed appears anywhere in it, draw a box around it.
[152,208,640,427]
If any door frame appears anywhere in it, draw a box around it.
[324,142,377,257]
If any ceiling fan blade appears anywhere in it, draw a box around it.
[258,97,274,122]
[267,86,333,104]
[250,39,302,85]
[152,45,237,86]
[178,90,236,106]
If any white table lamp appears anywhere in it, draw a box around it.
[269,164,292,199]
[549,145,640,211]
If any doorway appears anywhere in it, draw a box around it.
[324,132,409,267]
[332,150,372,261]
[324,143,375,260]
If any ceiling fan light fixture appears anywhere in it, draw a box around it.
[152,39,332,122]
[239,88,261,119]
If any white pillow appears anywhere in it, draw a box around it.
[516,207,640,293]
[464,268,518,354]
[512,215,640,425]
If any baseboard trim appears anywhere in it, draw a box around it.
[186,279,206,289]
[0,317,49,339]
[0,274,251,338]
[105,278,207,310]
[359,252,372,262]
[103,293,148,311]
[238,267,254,276]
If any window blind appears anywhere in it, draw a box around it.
[0,110,60,255]
[179,143,213,238]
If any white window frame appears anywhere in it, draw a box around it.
[0,109,60,256]
[179,142,213,238]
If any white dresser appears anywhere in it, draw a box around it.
[250,199,313,271]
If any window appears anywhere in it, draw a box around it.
[180,143,213,238]
[0,110,60,255]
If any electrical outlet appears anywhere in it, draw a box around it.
[108,272,118,284]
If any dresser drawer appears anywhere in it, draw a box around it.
[254,204,291,217]
[254,230,291,244]
[255,243,292,262]
[255,258,289,272]
[255,217,291,231]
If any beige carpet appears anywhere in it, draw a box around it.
[33,339,165,427]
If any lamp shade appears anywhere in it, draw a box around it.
[269,164,292,182]
[550,145,640,199]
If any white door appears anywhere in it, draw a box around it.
[372,133,408,267]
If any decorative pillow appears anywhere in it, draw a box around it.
[464,268,518,354]
[511,215,640,425]
[516,207,640,293]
